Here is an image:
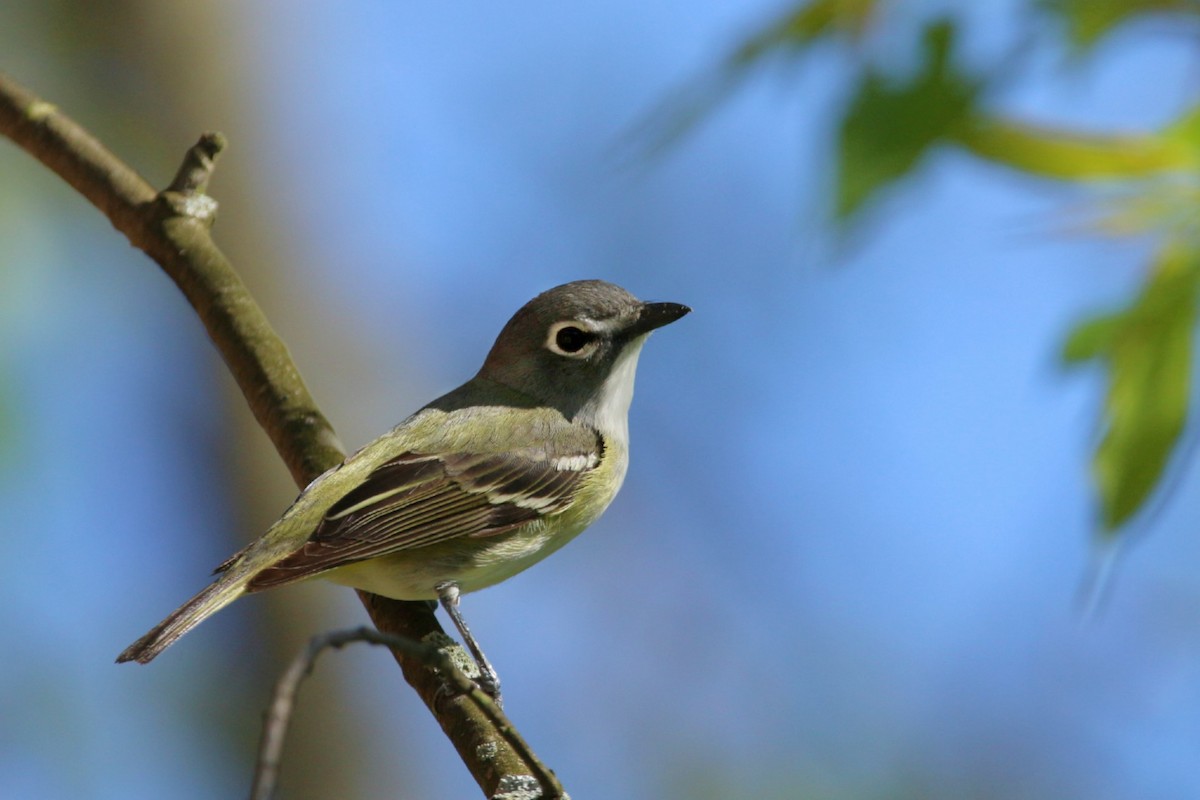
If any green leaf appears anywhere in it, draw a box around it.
[836,19,980,219]
[1062,314,1124,363]
[730,0,878,66]
[1066,243,1200,530]
[961,104,1200,243]
[953,114,1197,180]
[1160,103,1200,166]
[1039,0,1199,51]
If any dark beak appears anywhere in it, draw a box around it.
[629,301,691,337]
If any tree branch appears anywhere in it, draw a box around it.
[253,628,563,800]
[0,72,561,799]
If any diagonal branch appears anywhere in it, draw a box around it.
[253,628,562,800]
[0,72,561,799]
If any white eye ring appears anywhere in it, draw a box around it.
[546,320,600,357]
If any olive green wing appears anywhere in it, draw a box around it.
[246,444,601,590]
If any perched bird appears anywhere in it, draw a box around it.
[118,279,689,699]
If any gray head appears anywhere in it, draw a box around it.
[478,280,690,425]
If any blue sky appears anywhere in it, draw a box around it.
[3,2,1200,798]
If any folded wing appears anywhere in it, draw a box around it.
[246,445,600,590]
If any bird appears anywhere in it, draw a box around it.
[117,279,690,700]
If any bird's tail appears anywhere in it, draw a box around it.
[116,574,250,665]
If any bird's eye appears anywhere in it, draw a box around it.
[545,320,601,357]
[555,326,592,353]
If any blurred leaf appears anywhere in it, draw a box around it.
[836,19,980,218]
[1062,314,1124,362]
[1160,103,1200,164]
[631,0,880,157]
[730,0,878,66]
[1083,105,1200,241]
[1089,178,1200,243]
[954,114,1196,180]
[1039,0,1199,51]
[958,104,1200,251]
[1064,243,1200,530]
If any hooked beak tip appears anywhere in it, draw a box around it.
[634,301,691,335]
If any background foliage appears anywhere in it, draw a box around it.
[666,0,1200,534]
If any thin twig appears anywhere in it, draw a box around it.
[251,627,565,800]
[166,131,227,194]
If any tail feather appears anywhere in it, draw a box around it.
[116,575,249,664]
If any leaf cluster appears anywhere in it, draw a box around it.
[659,0,1200,533]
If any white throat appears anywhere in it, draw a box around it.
[575,336,647,443]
